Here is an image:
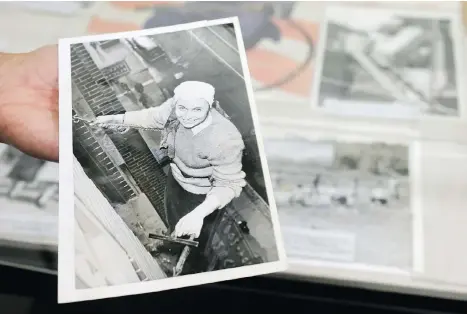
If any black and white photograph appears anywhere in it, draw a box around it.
[0,143,58,274]
[261,124,421,272]
[58,18,286,303]
[311,5,464,120]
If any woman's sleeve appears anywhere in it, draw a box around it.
[122,97,174,129]
[206,130,247,209]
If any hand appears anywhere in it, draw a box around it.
[90,115,124,128]
[173,208,206,238]
[0,45,58,161]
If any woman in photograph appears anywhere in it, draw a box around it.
[92,81,247,274]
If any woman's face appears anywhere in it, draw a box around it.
[175,98,210,129]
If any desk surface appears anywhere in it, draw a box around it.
[0,265,466,314]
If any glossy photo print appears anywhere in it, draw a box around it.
[311,5,465,120]
[58,18,286,303]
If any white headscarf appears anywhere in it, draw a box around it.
[173,81,215,107]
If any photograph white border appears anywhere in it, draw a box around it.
[309,5,466,122]
[259,121,424,276]
[58,17,287,304]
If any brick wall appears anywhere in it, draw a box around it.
[71,43,168,223]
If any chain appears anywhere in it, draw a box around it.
[72,114,161,134]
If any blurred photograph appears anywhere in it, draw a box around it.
[312,6,464,119]
[0,144,58,274]
[59,18,285,303]
[83,1,320,104]
[262,125,417,271]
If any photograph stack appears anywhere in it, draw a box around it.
[260,3,467,296]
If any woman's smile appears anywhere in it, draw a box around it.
[180,118,201,127]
